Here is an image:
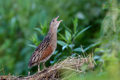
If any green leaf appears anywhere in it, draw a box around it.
[62,45,67,50]
[27,44,37,48]
[71,29,79,39]
[65,30,71,41]
[54,52,62,61]
[39,21,48,36]
[57,28,62,33]
[75,26,91,38]
[34,28,42,34]
[102,3,109,10]
[53,51,58,55]
[36,41,41,46]
[50,61,55,64]
[57,40,67,47]
[71,54,76,57]
[73,47,82,52]
[0,39,11,52]
[57,52,62,57]
[63,24,72,33]
[84,42,102,52]
[68,44,75,49]
[58,33,67,42]
[40,23,44,30]
[42,21,47,34]
[93,56,101,60]
[29,33,38,45]
[73,16,78,33]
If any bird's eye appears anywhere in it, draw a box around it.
[53,20,54,22]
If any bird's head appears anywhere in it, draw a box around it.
[50,15,63,30]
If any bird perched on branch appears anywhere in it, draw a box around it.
[28,16,62,72]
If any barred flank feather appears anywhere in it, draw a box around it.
[28,35,53,68]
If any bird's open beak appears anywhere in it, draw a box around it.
[55,15,63,22]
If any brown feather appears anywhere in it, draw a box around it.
[40,45,53,61]
[28,34,52,68]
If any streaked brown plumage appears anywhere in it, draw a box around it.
[28,16,62,72]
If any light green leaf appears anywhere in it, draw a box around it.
[93,56,101,60]
[34,28,42,34]
[73,47,82,52]
[50,61,55,64]
[62,45,67,50]
[68,44,75,48]
[57,40,67,47]
[73,16,78,33]
[53,51,58,55]
[39,21,48,36]
[29,33,38,45]
[27,44,37,48]
[57,28,62,33]
[63,25,72,33]
[58,33,67,42]
[65,30,71,41]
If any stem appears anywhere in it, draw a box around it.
[67,45,70,56]
[71,37,75,55]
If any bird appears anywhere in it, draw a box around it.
[28,15,62,72]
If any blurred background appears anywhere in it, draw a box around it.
[0,0,119,78]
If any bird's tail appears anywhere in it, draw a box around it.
[28,62,32,68]
[28,61,36,68]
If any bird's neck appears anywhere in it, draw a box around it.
[48,27,57,39]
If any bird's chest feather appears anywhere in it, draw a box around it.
[39,34,57,62]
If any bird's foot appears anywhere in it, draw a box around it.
[43,62,47,70]
[38,70,41,72]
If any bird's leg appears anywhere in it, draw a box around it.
[43,62,46,69]
[28,71,30,76]
[38,64,40,72]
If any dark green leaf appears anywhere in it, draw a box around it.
[84,42,102,52]
[63,24,72,33]
[75,26,91,38]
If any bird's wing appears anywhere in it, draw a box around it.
[28,36,52,68]
[28,50,39,68]
[39,44,53,61]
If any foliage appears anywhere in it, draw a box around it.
[29,17,100,66]
[64,0,120,79]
